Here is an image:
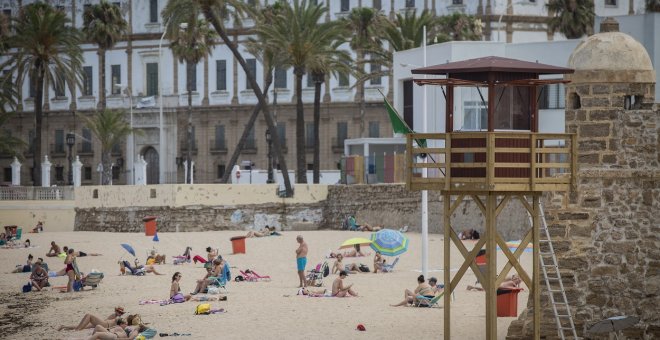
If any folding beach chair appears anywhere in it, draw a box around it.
[122,260,146,276]
[240,269,271,282]
[415,293,443,308]
[81,272,104,290]
[306,262,329,287]
[8,227,23,247]
[381,257,400,273]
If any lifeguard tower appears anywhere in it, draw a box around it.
[407,56,577,339]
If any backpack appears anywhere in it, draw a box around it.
[359,264,370,273]
[195,303,211,315]
[22,282,32,293]
[323,264,330,277]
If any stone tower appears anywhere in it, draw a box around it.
[508,18,660,339]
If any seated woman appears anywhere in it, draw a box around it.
[390,275,435,307]
[58,307,126,331]
[191,258,223,295]
[31,221,44,233]
[170,272,191,302]
[12,254,33,273]
[146,249,166,265]
[373,251,386,274]
[30,262,49,291]
[332,254,360,275]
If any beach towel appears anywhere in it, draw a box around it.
[139,299,170,305]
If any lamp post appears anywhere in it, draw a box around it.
[158,21,187,184]
[115,83,133,184]
[66,133,75,185]
[265,129,274,184]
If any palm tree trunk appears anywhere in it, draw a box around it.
[186,62,193,184]
[33,62,45,186]
[201,6,293,196]
[97,49,106,110]
[102,151,111,185]
[220,75,273,184]
[294,67,307,184]
[356,50,366,138]
[312,73,323,184]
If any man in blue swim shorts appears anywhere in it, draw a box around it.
[295,235,308,287]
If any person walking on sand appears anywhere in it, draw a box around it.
[332,270,358,297]
[295,235,308,288]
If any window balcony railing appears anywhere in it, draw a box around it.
[405,132,577,192]
[210,139,228,154]
[332,137,346,153]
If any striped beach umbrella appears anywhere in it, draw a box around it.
[370,229,409,256]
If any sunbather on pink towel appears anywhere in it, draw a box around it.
[297,287,328,297]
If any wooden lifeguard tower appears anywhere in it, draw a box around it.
[407,56,576,339]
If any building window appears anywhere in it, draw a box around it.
[306,73,315,88]
[538,83,565,110]
[82,128,93,153]
[368,122,380,138]
[277,123,286,147]
[337,72,349,87]
[111,65,121,94]
[370,61,381,85]
[55,166,64,182]
[463,100,488,131]
[403,80,414,129]
[245,58,256,90]
[28,130,35,154]
[82,66,93,96]
[186,64,197,92]
[146,63,158,96]
[54,129,65,153]
[84,166,92,181]
[452,0,463,4]
[53,73,65,97]
[2,9,11,18]
[149,0,158,23]
[216,164,226,179]
[605,0,617,6]
[245,126,256,149]
[341,0,350,12]
[29,76,36,98]
[216,60,226,91]
[3,167,11,182]
[305,123,315,148]
[274,67,287,89]
[337,122,348,147]
[406,0,415,8]
[112,143,121,155]
[191,126,197,150]
[112,165,120,180]
[214,125,226,149]
[373,0,382,10]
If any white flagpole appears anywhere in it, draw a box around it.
[422,25,429,278]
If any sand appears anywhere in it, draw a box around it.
[0,230,532,339]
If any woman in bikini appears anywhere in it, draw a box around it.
[58,307,126,331]
[170,272,191,302]
[30,262,49,291]
[391,275,435,307]
[64,248,76,292]
[332,254,360,274]
[85,318,140,340]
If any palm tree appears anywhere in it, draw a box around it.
[163,1,217,184]
[2,3,83,186]
[79,109,132,185]
[647,0,660,11]
[547,0,594,39]
[383,9,437,52]
[82,0,128,110]
[432,13,483,44]
[344,7,387,138]
[0,74,26,158]
[192,0,294,195]
[0,11,9,52]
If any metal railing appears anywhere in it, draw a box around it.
[406,132,576,192]
[0,186,74,200]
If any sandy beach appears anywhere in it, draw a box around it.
[0,230,532,339]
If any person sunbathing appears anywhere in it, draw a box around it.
[192,246,217,264]
[467,274,521,291]
[245,226,275,238]
[46,241,63,257]
[12,254,33,273]
[391,275,435,307]
[30,262,49,291]
[85,318,139,340]
[332,254,360,274]
[24,239,31,248]
[63,246,102,257]
[331,271,358,297]
[130,259,163,275]
[298,287,328,297]
[146,250,166,265]
[191,258,222,295]
[58,307,126,331]
[359,224,383,232]
[342,244,370,257]
[170,272,192,302]
[373,251,386,273]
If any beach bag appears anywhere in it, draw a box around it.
[22,282,32,293]
[235,275,244,282]
[195,303,211,315]
[172,293,186,303]
[73,280,82,291]
[207,287,220,295]
[359,264,370,273]
[323,264,330,277]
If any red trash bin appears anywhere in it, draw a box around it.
[230,236,246,254]
[497,287,524,317]
[142,216,157,236]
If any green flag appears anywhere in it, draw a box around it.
[382,94,427,148]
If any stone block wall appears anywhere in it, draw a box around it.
[507,83,660,339]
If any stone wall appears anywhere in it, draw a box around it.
[507,82,660,339]
[76,184,533,240]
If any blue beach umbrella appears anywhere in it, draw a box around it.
[370,229,409,256]
[121,243,136,257]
